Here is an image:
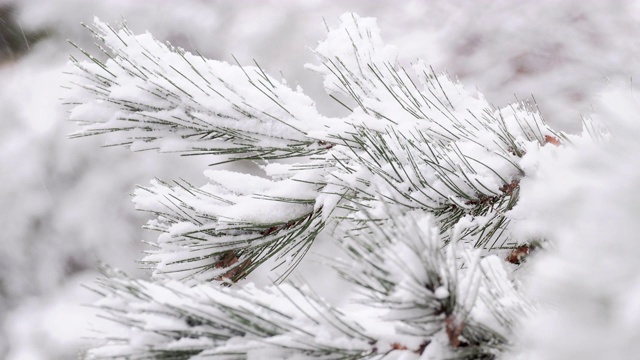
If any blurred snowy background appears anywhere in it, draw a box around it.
[1,0,639,359]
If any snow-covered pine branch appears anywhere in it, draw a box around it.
[88,212,530,359]
[307,15,562,251]
[134,171,326,284]
[67,14,563,284]
[66,20,331,160]
[64,13,579,359]
[66,19,337,282]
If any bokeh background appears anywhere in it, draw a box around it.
[1,0,639,358]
